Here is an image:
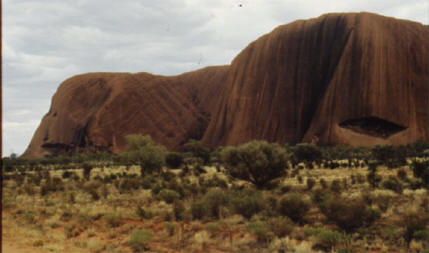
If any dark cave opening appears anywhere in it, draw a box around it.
[339,116,407,139]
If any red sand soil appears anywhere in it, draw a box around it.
[2,236,47,253]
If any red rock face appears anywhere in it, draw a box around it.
[23,12,429,158]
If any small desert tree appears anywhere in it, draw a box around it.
[183,139,211,165]
[371,145,407,168]
[82,162,93,181]
[291,143,323,165]
[165,152,184,169]
[120,134,166,175]
[411,159,429,188]
[221,140,288,188]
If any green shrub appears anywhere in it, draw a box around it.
[60,210,73,222]
[205,222,221,234]
[157,189,180,204]
[88,188,100,201]
[319,195,381,232]
[24,211,36,223]
[136,206,152,220]
[141,175,154,189]
[120,134,166,175]
[129,229,152,252]
[40,177,64,195]
[190,201,206,220]
[265,196,278,216]
[245,221,271,243]
[292,143,323,164]
[173,200,185,221]
[165,180,185,197]
[88,239,105,253]
[277,192,311,223]
[104,214,122,228]
[279,184,292,193]
[306,178,316,190]
[397,168,407,181]
[350,175,356,185]
[320,178,328,189]
[201,188,229,219]
[330,179,342,193]
[23,183,36,195]
[151,183,163,195]
[328,161,340,169]
[64,222,84,238]
[183,139,211,165]
[413,229,429,242]
[410,160,429,188]
[229,190,265,219]
[372,193,392,212]
[160,170,176,182]
[382,176,403,193]
[267,216,294,237]
[100,184,109,199]
[398,208,429,245]
[367,164,382,188]
[67,192,76,204]
[205,174,228,188]
[40,176,63,192]
[353,174,363,185]
[222,140,288,188]
[311,189,331,206]
[313,229,350,252]
[82,181,101,200]
[371,145,407,168]
[189,188,231,220]
[164,222,178,236]
[82,162,93,181]
[166,152,184,169]
[62,171,74,179]
[342,178,348,189]
[28,173,43,186]
[119,178,141,193]
[33,240,44,247]
[304,227,325,237]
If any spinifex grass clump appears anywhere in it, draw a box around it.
[157,189,181,204]
[164,222,179,236]
[245,221,271,243]
[129,229,152,252]
[104,213,122,228]
[306,228,351,252]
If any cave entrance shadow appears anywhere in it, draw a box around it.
[339,116,407,139]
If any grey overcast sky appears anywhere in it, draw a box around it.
[3,0,429,157]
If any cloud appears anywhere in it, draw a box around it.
[2,120,42,155]
[3,0,428,156]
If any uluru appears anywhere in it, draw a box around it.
[22,12,429,158]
